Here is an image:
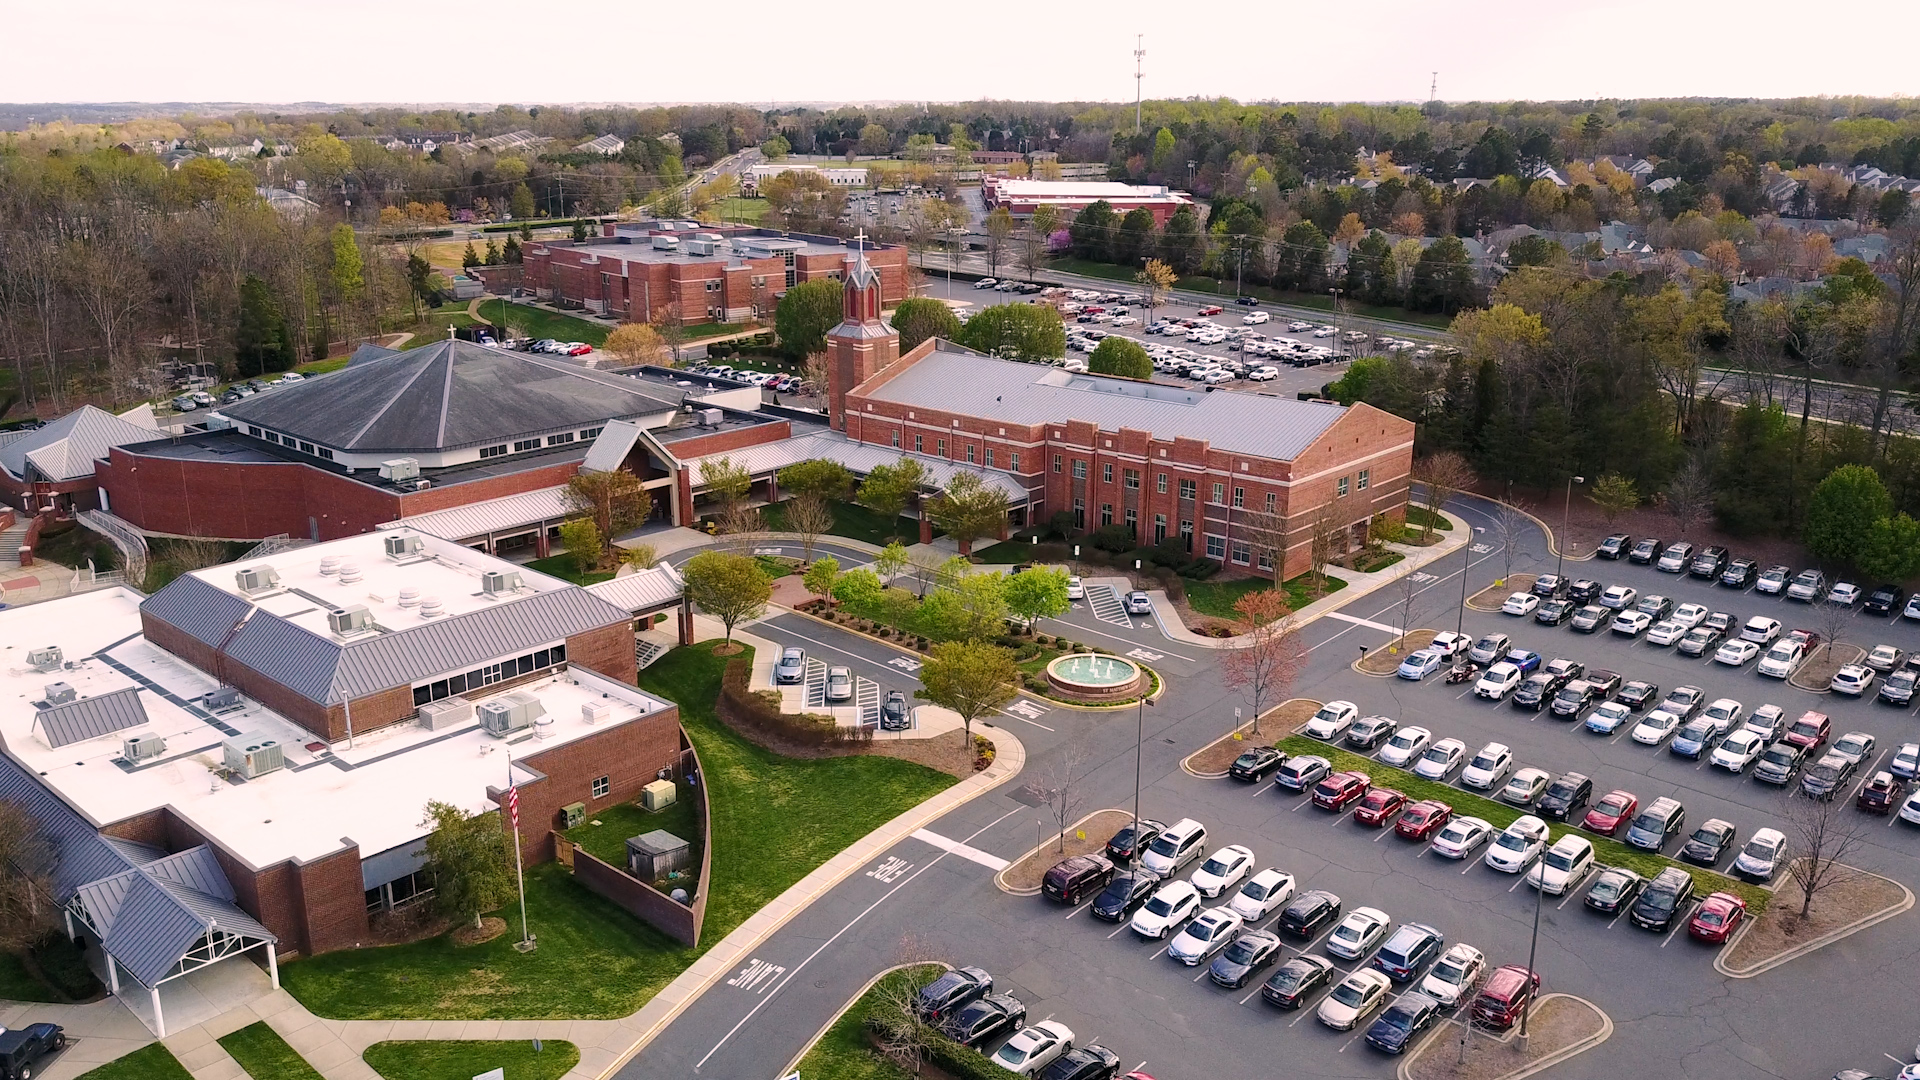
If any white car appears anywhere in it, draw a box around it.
[1866,644,1906,673]
[1741,616,1782,644]
[1243,311,1270,324]
[1413,738,1468,780]
[974,278,999,289]
[1500,767,1551,807]
[1324,907,1391,960]
[1893,742,1920,780]
[1645,619,1688,646]
[1711,729,1766,772]
[1460,742,1514,789]
[1630,708,1683,746]
[1744,704,1788,742]
[1611,610,1654,637]
[1525,835,1595,894]
[1429,815,1493,859]
[1066,576,1085,600]
[1190,844,1255,898]
[1229,869,1297,921]
[1305,700,1360,740]
[1483,816,1549,873]
[1377,726,1433,768]
[1830,581,1864,606]
[1756,639,1805,678]
[1671,602,1710,629]
[1598,584,1638,609]
[1419,944,1486,1006]
[1124,591,1154,615]
[1131,880,1202,938]
[1288,320,1313,332]
[990,1021,1074,1076]
[1168,906,1245,965]
[1831,664,1875,696]
[1903,789,1920,827]
[1428,631,1470,659]
[1317,969,1392,1031]
[1474,662,1523,700]
[1715,640,1761,667]
[1502,593,1540,616]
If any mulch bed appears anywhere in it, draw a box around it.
[998,809,1138,893]
[1468,573,1537,611]
[1185,699,1323,775]
[451,917,508,947]
[1405,996,1605,1080]
[1722,865,1909,972]
[866,729,981,779]
[1358,629,1438,674]
[1789,642,1865,692]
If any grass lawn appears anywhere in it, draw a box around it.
[0,952,58,1002]
[1185,571,1347,620]
[564,788,703,894]
[1044,258,1452,328]
[793,965,944,1080]
[295,356,352,376]
[524,553,615,586]
[972,537,1061,564]
[1405,506,1452,532]
[219,1022,325,1080]
[78,1045,193,1080]
[713,196,770,224]
[761,499,932,546]
[1272,735,1770,914]
[477,299,610,347]
[363,1041,578,1080]
[281,642,953,1021]
[683,321,759,342]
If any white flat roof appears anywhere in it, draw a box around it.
[0,586,672,869]
[190,528,572,637]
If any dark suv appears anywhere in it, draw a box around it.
[1720,558,1758,589]
[1596,534,1631,559]
[1042,854,1114,904]
[914,967,993,1021]
[0,1024,65,1080]
[1104,818,1165,864]
[1866,584,1906,617]
[1689,546,1730,579]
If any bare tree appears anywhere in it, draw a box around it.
[865,948,945,1073]
[784,492,835,564]
[716,503,766,555]
[801,351,831,398]
[1489,500,1531,585]
[1664,454,1714,539]
[1238,505,1288,585]
[1413,452,1475,540]
[1309,498,1343,596]
[1220,591,1308,735]
[1021,746,1091,853]
[1815,595,1855,653]
[1393,567,1429,651]
[0,801,59,952]
[1782,794,1868,920]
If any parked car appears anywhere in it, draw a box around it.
[1787,569,1829,602]
[1318,969,1393,1031]
[1228,868,1297,922]
[1419,944,1486,1006]
[824,666,853,702]
[1628,537,1662,564]
[1568,578,1604,604]
[1277,890,1344,937]
[1616,680,1661,709]
[1570,604,1615,633]
[1801,751,1858,801]
[1535,599,1575,626]
[1581,789,1639,836]
[1584,700,1635,735]
[1596,534,1631,559]
[1484,816,1549,873]
[1892,742,1920,781]
[1131,880,1202,938]
[1089,870,1159,922]
[1499,768,1551,807]
[1757,638,1806,678]
[1312,771,1372,811]
[1471,965,1540,1030]
[1548,681,1598,719]
[1412,739,1467,780]
[1832,664,1876,696]
[1656,541,1695,572]
[1038,1045,1121,1080]
[1397,648,1446,680]
[1689,546,1730,578]
[1744,704,1788,742]
[1679,819,1737,866]
[1460,743,1514,789]
[1865,584,1906,616]
[1208,928,1284,989]
[1474,663,1523,700]
[1688,892,1748,944]
[1353,788,1409,827]
[1752,741,1807,786]
[943,992,1028,1049]
[1377,726,1432,768]
[1139,818,1208,877]
[1783,710,1832,751]
[1261,955,1336,1009]
[1630,867,1696,931]
[916,966,994,1021]
[1710,730,1767,773]
[1867,644,1908,673]
[880,690,911,731]
[1229,746,1286,782]
[1324,907,1392,961]
[1124,591,1153,615]
[1043,854,1116,904]
[1429,815,1494,860]
[991,1021,1075,1076]
[1346,715,1399,751]
[1624,797,1686,851]
[1168,906,1245,965]
[1536,773,1593,820]
[1467,633,1513,664]
[1190,845,1256,897]
[774,647,807,683]
[1678,625,1726,657]
[1720,557,1759,589]
[1365,993,1442,1055]
[1612,610,1653,637]
[1394,799,1454,841]
[1275,755,1331,792]
[1583,867,1645,914]
[1859,772,1905,815]
[1103,818,1166,864]
[1526,835,1596,895]
[1755,564,1792,594]
[1733,828,1786,882]
[1305,700,1360,740]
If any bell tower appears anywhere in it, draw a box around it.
[826,231,897,432]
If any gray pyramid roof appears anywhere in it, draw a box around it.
[219,339,682,454]
[0,406,159,482]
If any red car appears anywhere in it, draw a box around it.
[1394,799,1454,840]
[1858,771,1904,814]
[1311,770,1371,811]
[1783,710,1831,751]
[1352,788,1407,827]
[1581,789,1638,837]
[1687,892,1747,943]
[1197,305,1224,316]
[1471,964,1540,1030]
[1787,628,1822,650]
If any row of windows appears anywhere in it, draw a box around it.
[1336,470,1371,497]
[890,431,1019,472]
[1056,458,1284,513]
[245,426,334,461]
[477,427,608,461]
[411,644,567,707]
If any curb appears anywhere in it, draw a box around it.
[1178,699,1320,778]
[778,962,949,1080]
[1714,867,1914,979]
[992,808,1135,895]
[1787,642,1863,695]
[1467,574,1536,612]
[1397,994,1612,1080]
[1351,631,1438,678]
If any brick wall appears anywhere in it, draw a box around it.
[566,622,639,686]
[569,848,700,946]
[658,420,792,461]
[293,846,373,955]
[502,705,682,860]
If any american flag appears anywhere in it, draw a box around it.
[505,784,520,828]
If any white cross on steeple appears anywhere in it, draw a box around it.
[853,229,867,254]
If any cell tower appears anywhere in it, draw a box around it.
[1134,35,1146,134]
[1430,72,1438,102]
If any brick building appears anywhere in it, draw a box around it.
[517,220,907,326]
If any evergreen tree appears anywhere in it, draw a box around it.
[1068,200,1117,262]
[1407,237,1476,313]
[234,274,293,378]
[1272,221,1329,292]
[484,239,501,265]
[1157,206,1206,275]
[503,236,522,264]
[461,241,481,269]
[1112,208,1157,266]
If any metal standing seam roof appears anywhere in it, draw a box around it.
[0,755,154,901]
[682,430,1029,500]
[97,868,275,988]
[580,420,645,474]
[138,575,256,650]
[0,406,162,482]
[386,484,576,543]
[863,348,1350,461]
[585,564,685,613]
[34,687,152,749]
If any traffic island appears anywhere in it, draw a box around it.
[1467,574,1537,611]
[994,808,1138,895]
[1401,994,1610,1080]
[1180,699,1322,778]
[1788,642,1865,693]
[1718,864,1912,978]
[1356,629,1438,676]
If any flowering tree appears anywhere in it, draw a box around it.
[1220,590,1308,735]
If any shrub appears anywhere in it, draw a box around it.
[1088,524,1134,552]
[1046,511,1076,540]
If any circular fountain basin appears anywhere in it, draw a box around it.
[1044,653,1145,704]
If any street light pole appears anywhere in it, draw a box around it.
[1456,526,1483,638]
[1556,475,1585,578]
[1519,868,1543,1049]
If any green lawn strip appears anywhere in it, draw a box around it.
[970,541,1041,564]
[564,791,703,894]
[794,965,1005,1080]
[1404,506,1452,531]
[1346,550,1405,574]
[713,197,769,223]
[1273,735,1769,914]
[0,951,58,1002]
[1184,571,1344,620]
[477,299,610,346]
[755,555,802,581]
[363,1040,578,1080]
[219,1021,325,1080]
[682,321,759,342]
[78,1044,193,1080]
[524,553,615,586]
[761,498,932,546]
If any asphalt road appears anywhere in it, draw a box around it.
[623,502,1920,1080]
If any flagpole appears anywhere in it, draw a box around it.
[507,750,534,951]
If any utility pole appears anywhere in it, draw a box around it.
[1133,36,1146,135]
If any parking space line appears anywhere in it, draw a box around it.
[1238,984,1264,1005]
[1662,904,1698,946]
[1107,921,1133,939]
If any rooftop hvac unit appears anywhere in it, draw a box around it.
[235,565,280,594]
[418,696,473,731]
[202,686,243,712]
[222,733,284,779]
[26,646,63,671]
[533,716,556,739]
[697,408,723,427]
[397,587,421,607]
[379,458,420,483]
[43,682,76,705]
[562,801,586,828]
[123,732,167,763]
[581,700,610,725]
[685,237,725,256]
[481,570,523,595]
[328,605,374,635]
[477,691,544,738]
[384,533,425,559]
[651,235,679,251]
[418,596,445,618]
[641,778,677,812]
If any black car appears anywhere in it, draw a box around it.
[1039,1044,1122,1080]
[1535,598,1576,626]
[1568,578,1603,604]
[1676,625,1726,658]
[1865,584,1906,617]
[1689,546,1730,579]
[1548,681,1598,719]
[1089,871,1159,921]
[1801,753,1857,801]
[1208,929,1285,988]
[1720,558,1759,589]
[0,1024,64,1080]
[1583,668,1622,698]
[1616,680,1661,710]
[1570,605,1614,633]
[1629,536,1663,563]
[1752,741,1807,786]
[1042,854,1114,904]
[1880,669,1918,706]
[1596,534,1631,559]
[880,690,911,731]
[1277,889,1343,937]
[915,966,993,1021]
[1104,818,1166,863]
[942,993,1028,1048]
[1346,715,1398,751]
[1583,867,1645,914]
[1260,955,1336,1008]
[1537,772,1593,820]
[1679,819,1737,867]
[1229,746,1286,782]
[1512,673,1566,711]
[1531,574,1569,599]
[1630,867,1696,931]
[1365,994,1442,1055]
[1544,657,1585,681]
[1234,296,1261,306]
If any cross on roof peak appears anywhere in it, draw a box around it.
[853,229,867,253]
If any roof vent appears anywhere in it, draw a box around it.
[482,570,523,596]
[327,605,374,636]
[27,646,63,672]
[697,409,723,427]
[397,587,421,607]
[384,533,425,559]
[318,556,342,576]
[419,596,444,618]
[235,565,280,594]
[477,691,544,737]
[202,686,243,712]
[337,561,363,584]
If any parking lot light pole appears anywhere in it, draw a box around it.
[1520,867,1543,1049]
[1556,476,1585,579]
[1456,526,1484,638]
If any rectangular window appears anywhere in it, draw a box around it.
[1154,514,1167,543]
[479,444,509,459]
[1101,503,1113,526]
[936,438,946,457]
[915,434,924,453]
[1257,549,1274,571]
[412,643,565,706]
[1265,491,1277,513]
[1073,499,1085,530]
[1052,454,1063,473]
[1124,469,1140,490]
[318,448,334,461]
[1102,463,1114,484]
[891,430,900,448]
[1338,476,1350,497]
[1206,534,1226,559]
[1230,541,1251,565]
[1211,482,1226,504]
[581,427,603,440]
[514,439,541,453]
[1358,469,1370,490]
[1179,478,1196,500]
[1156,473,1168,494]
[965,444,976,463]
[264,432,280,444]
[984,447,994,467]
[548,432,575,446]
[1072,460,1087,479]
[246,426,262,437]
[1124,508,1137,538]
[592,775,611,799]
[1232,486,1245,508]
[1010,452,1020,471]
[299,441,315,454]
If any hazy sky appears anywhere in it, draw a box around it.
[8,0,1918,105]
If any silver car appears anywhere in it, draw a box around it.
[774,647,807,684]
[825,666,854,702]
